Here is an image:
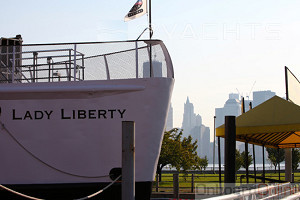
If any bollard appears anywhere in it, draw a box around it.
[285,149,292,182]
[173,173,179,199]
[224,116,236,194]
[122,121,135,200]
[191,174,194,193]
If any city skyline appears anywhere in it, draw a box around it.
[168,89,277,142]
[165,90,275,163]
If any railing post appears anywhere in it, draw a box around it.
[173,173,179,199]
[81,54,85,80]
[47,57,52,82]
[32,52,38,82]
[12,46,15,83]
[191,173,194,193]
[73,44,77,81]
[156,173,159,192]
[104,55,110,80]
[122,121,135,200]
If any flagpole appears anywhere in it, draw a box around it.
[149,0,152,39]
[149,0,153,77]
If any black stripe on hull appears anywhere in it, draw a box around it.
[0,181,152,200]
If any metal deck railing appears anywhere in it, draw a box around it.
[0,40,174,83]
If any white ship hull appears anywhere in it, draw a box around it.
[0,78,174,184]
[0,39,174,199]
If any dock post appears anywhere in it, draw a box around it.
[285,148,292,182]
[218,136,222,191]
[224,116,236,194]
[122,121,135,200]
[173,173,179,199]
[191,173,194,193]
[156,173,159,192]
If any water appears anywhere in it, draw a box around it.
[163,163,288,171]
[206,163,286,171]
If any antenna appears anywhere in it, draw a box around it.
[148,0,153,77]
[247,81,256,100]
[236,88,242,99]
[236,88,240,96]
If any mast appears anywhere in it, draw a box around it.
[149,0,153,77]
[149,0,152,39]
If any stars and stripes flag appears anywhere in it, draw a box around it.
[124,0,147,22]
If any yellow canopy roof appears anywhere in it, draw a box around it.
[216,96,300,148]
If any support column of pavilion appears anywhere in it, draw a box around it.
[241,97,249,184]
[262,145,265,183]
[249,102,257,183]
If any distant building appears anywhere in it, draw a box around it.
[215,93,241,128]
[214,90,276,164]
[182,97,202,136]
[190,124,211,159]
[165,103,173,131]
[200,125,211,159]
[252,90,276,108]
[143,60,162,78]
[181,97,211,162]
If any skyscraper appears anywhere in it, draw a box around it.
[165,103,173,131]
[181,97,211,161]
[252,90,276,108]
[215,93,241,128]
[182,97,202,136]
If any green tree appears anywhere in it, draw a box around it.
[157,128,205,181]
[292,149,300,171]
[179,135,199,172]
[235,149,243,173]
[157,128,182,181]
[197,156,208,172]
[266,148,285,172]
[241,151,253,169]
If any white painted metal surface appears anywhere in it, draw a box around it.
[0,40,174,185]
[281,191,300,200]
[202,183,297,200]
[0,78,173,184]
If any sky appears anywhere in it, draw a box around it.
[2,0,300,139]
